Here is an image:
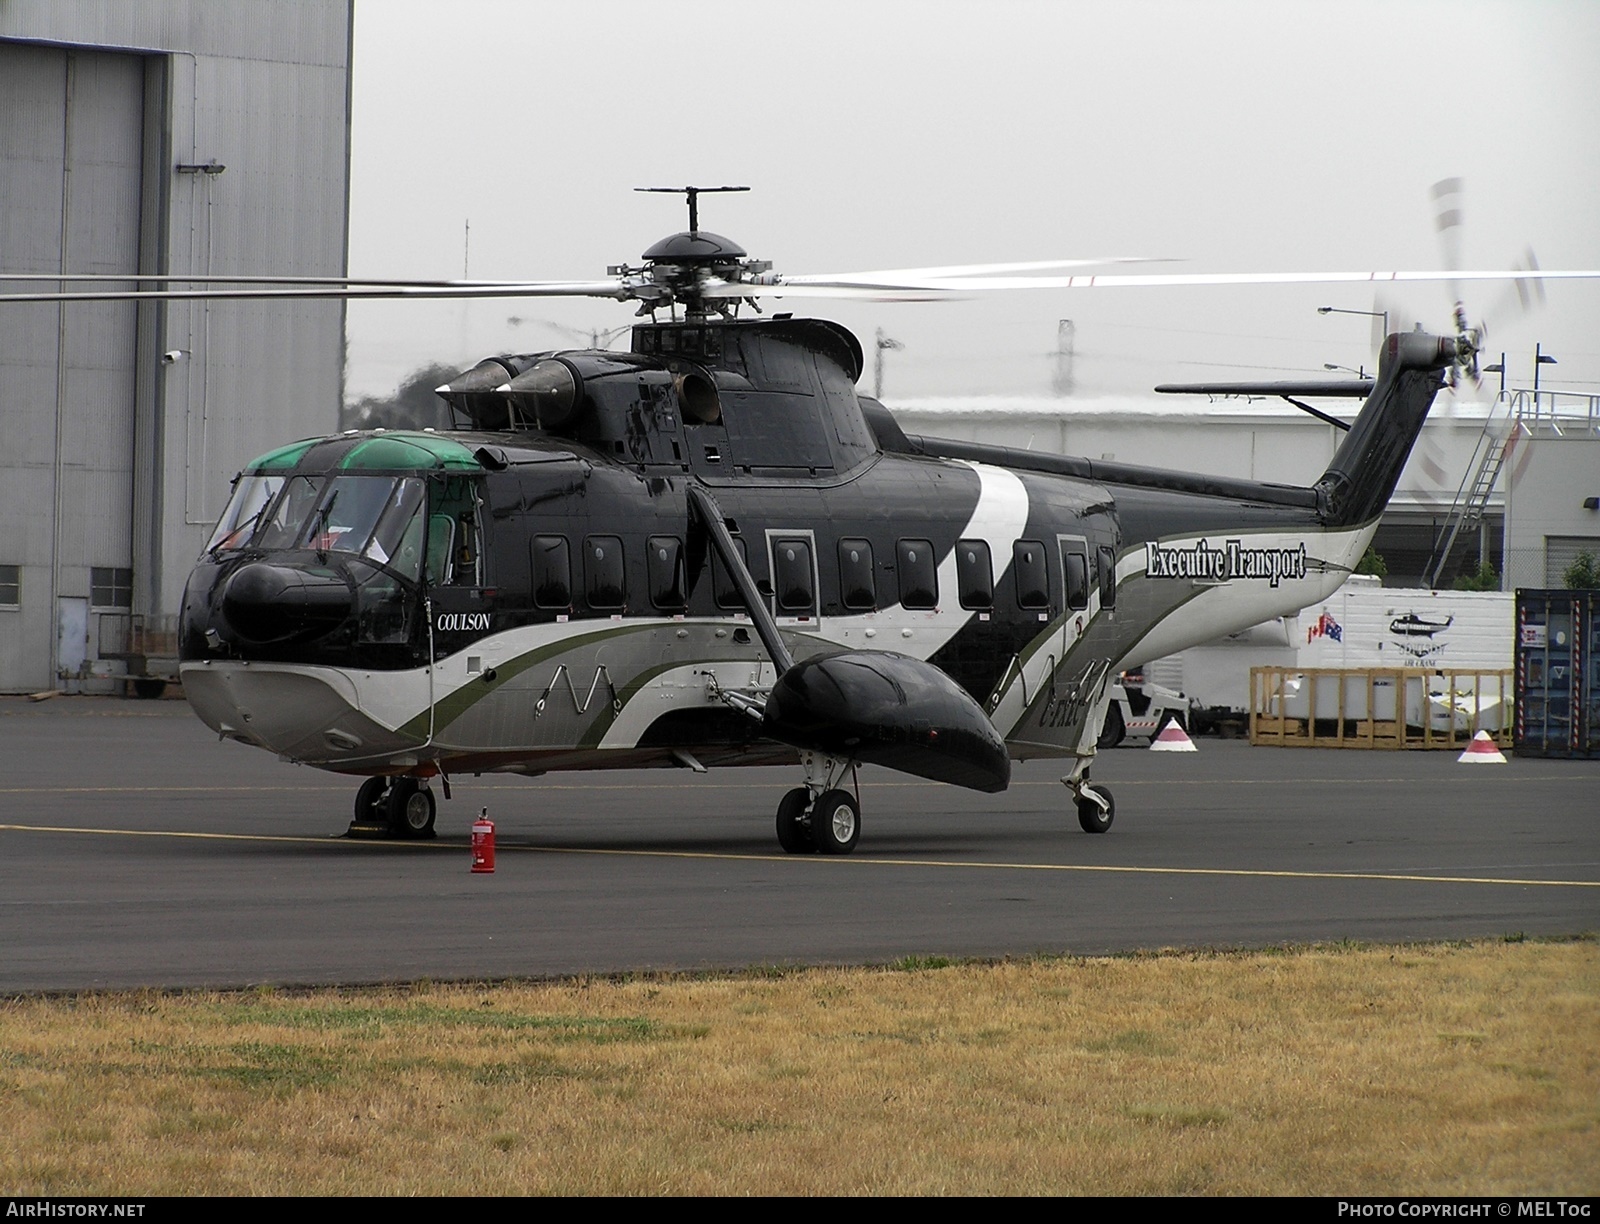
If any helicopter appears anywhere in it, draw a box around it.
[8,186,1593,853]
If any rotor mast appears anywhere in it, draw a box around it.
[630,186,760,320]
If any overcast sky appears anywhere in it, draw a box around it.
[344,0,1600,404]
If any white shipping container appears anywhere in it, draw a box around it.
[1155,578,1514,721]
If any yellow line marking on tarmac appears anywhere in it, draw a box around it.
[0,823,408,847]
[0,823,1593,888]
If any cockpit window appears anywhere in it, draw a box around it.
[258,475,326,550]
[229,475,427,583]
[306,476,395,555]
[364,479,426,580]
[205,473,284,554]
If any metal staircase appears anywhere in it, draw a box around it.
[1425,402,1517,589]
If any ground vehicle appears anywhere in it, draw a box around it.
[1097,673,1191,748]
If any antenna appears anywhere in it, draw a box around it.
[636,185,749,233]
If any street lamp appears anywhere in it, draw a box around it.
[1534,343,1557,401]
[1317,305,1390,335]
[1323,362,1367,378]
[1482,354,1506,397]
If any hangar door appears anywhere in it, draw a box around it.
[0,42,145,691]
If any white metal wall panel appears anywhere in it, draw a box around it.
[1545,537,1600,587]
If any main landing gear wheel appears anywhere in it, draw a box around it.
[1096,704,1125,750]
[385,778,437,840]
[811,789,861,855]
[1077,785,1114,834]
[775,787,815,854]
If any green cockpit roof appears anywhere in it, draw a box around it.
[337,433,481,471]
[245,432,483,475]
[248,439,319,472]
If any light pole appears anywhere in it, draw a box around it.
[1323,362,1368,379]
[1482,354,1506,397]
[1534,343,1557,403]
[1317,305,1389,335]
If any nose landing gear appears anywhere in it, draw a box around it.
[349,776,437,839]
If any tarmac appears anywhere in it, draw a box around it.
[1,694,1594,992]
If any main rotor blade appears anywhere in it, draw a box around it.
[0,273,544,286]
[0,281,634,304]
[698,281,961,302]
[884,268,1600,290]
[783,256,1165,285]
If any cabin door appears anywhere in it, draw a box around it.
[1057,536,1091,665]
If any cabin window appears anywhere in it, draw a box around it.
[1098,545,1118,609]
[0,565,18,608]
[713,537,748,610]
[648,536,687,610]
[897,538,937,610]
[1014,541,1049,610]
[91,567,133,610]
[956,539,993,610]
[532,535,571,609]
[772,537,814,613]
[838,538,875,611]
[585,535,626,609]
[1064,547,1089,611]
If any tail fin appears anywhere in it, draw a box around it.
[1313,331,1459,527]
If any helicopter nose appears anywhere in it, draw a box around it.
[221,562,353,644]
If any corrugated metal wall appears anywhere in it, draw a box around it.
[0,2,351,691]
[0,43,143,691]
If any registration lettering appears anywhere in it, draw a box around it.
[1145,538,1308,588]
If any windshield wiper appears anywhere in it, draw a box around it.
[312,491,339,561]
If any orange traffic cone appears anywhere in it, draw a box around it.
[1457,730,1507,764]
[1149,720,1198,752]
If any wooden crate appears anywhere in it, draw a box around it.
[1249,667,1513,750]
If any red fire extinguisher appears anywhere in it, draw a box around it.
[471,809,495,874]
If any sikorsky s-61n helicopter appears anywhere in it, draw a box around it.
[11,186,1592,852]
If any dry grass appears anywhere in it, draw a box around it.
[1,939,1595,1195]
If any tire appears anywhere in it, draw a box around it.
[811,789,861,855]
[1096,704,1126,750]
[386,779,437,839]
[775,787,814,854]
[354,776,389,825]
[132,678,166,700]
[1077,785,1114,834]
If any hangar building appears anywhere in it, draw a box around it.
[890,387,1600,591]
[0,1,351,692]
